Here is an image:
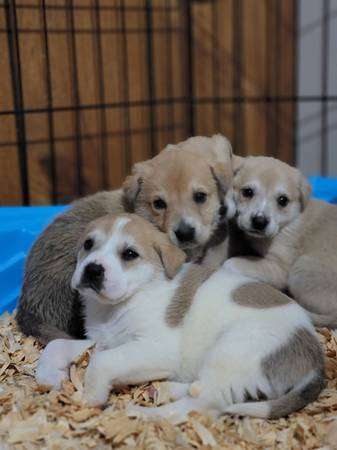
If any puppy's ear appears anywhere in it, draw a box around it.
[122,161,152,212]
[154,234,186,279]
[208,134,234,194]
[299,174,312,211]
[232,154,245,176]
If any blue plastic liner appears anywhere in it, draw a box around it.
[1,176,337,314]
[0,206,67,314]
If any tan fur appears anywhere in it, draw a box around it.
[233,282,291,308]
[123,135,233,259]
[228,156,337,328]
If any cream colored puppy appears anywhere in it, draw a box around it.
[36,214,324,420]
[225,156,337,328]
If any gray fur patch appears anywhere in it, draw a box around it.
[262,327,325,418]
[233,282,291,308]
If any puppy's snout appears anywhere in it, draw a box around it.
[82,262,104,291]
[251,214,269,231]
[175,221,195,243]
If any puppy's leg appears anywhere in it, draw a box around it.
[36,338,94,389]
[83,341,176,406]
[190,326,272,413]
[132,327,273,421]
[164,381,190,400]
[224,256,288,290]
[128,396,208,423]
[289,255,337,328]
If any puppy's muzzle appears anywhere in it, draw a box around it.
[251,214,269,232]
[81,262,105,292]
[174,221,195,244]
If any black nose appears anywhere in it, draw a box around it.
[175,222,195,243]
[251,215,269,231]
[82,263,104,291]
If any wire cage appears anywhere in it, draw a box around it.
[0,0,335,206]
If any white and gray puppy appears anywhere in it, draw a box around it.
[225,156,337,328]
[17,135,233,344]
[36,213,325,420]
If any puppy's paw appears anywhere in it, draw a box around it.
[35,365,68,390]
[83,355,111,406]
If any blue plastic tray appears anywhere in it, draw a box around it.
[1,176,337,314]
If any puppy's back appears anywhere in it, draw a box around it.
[16,190,123,344]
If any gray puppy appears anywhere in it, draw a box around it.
[16,190,124,344]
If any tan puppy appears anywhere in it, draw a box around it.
[17,135,233,343]
[224,156,337,328]
[123,134,233,260]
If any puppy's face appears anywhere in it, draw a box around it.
[123,135,233,252]
[229,157,311,239]
[71,214,185,306]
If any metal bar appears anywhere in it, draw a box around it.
[14,4,178,12]
[292,0,299,167]
[41,0,57,203]
[165,0,174,142]
[185,0,194,136]
[145,0,156,157]
[66,0,83,196]
[93,0,108,190]
[321,0,330,176]
[212,0,220,132]
[0,123,187,148]
[119,0,132,173]
[232,0,243,154]
[0,26,185,34]
[4,0,30,205]
[1,95,337,117]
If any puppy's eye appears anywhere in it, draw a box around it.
[193,191,207,204]
[241,187,254,199]
[121,248,139,261]
[277,195,289,208]
[153,198,167,210]
[84,238,94,251]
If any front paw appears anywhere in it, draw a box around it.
[84,354,111,406]
[36,365,68,390]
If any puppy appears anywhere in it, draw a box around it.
[36,213,325,420]
[17,135,233,343]
[224,156,337,328]
[16,190,124,343]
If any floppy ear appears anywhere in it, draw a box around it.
[154,234,186,279]
[299,174,312,211]
[122,161,152,211]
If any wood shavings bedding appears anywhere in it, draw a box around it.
[1,312,337,449]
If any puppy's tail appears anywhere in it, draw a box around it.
[308,311,337,329]
[224,371,325,419]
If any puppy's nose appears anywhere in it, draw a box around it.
[251,215,269,231]
[82,263,104,291]
[175,222,195,243]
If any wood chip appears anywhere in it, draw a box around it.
[1,312,337,449]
